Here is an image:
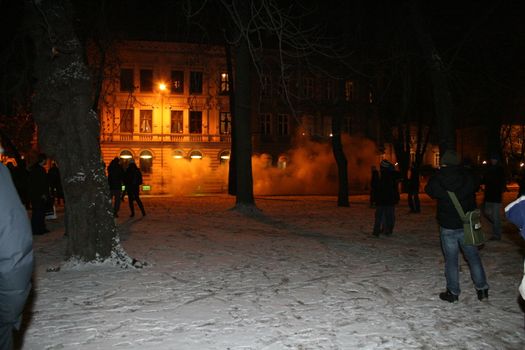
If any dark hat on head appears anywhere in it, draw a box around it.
[380,159,393,169]
[440,150,460,166]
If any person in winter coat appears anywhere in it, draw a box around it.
[372,160,401,236]
[123,160,146,217]
[28,153,50,235]
[425,149,489,303]
[369,166,379,208]
[481,153,506,241]
[408,165,421,213]
[107,157,124,217]
[0,160,34,350]
[504,195,525,300]
[47,162,63,206]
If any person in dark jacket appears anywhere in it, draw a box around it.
[11,159,30,210]
[123,160,146,217]
[107,157,124,217]
[47,162,63,206]
[0,161,34,349]
[372,160,401,236]
[425,149,489,303]
[28,153,50,235]
[481,154,506,241]
[369,166,379,208]
[408,165,421,213]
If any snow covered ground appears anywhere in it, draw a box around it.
[18,192,525,349]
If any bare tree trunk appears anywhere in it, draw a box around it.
[331,112,349,207]
[233,37,255,208]
[26,0,121,261]
[225,41,237,196]
[409,0,456,153]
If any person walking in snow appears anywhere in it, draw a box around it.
[372,160,401,236]
[28,153,51,235]
[369,165,379,208]
[107,157,124,217]
[0,152,34,349]
[504,195,525,300]
[481,153,506,241]
[425,149,489,303]
[123,160,146,217]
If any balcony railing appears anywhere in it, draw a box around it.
[101,132,231,143]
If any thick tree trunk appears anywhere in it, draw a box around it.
[225,42,237,196]
[331,113,349,207]
[233,37,255,208]
[409,0,456,153]
[26,0,120,261]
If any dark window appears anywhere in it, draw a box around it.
[190,71,203,94]
[219,112,231,134]
[140,69,153,92]
[189,111,202,134]
[277,114,289,136]
[219,73,229,94]
[261,75,272,97]
[139,150,153,174]
[171,70,184,93]
[120,69,134,92]
[120,109,133,133]
[345,80,354,101]
[170,110,183,133]
[260,113,272,135]
[140,110,152,133]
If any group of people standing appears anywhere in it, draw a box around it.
[107,157,146,218]
[371,151,509,303]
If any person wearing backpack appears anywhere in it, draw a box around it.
[425,149,489,303]
[123,160,146,217]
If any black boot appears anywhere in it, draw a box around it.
[477,289,489,301]
[439,290,458,303]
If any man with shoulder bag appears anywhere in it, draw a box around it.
[425,149,489,303]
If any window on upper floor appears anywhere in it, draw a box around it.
[170,110,183,133]
[190,71,203,94]
[277,114,289,136]
[345,80,354,101]
[120,69,134,92]
[140,69,153,92]
[219,73,230,95]
[343,116,352,134]
[120,109,134,133]
[326,80,335,101]
[140,110,152,133]
[189,111,202,134]
[219,112,231,134]
[171,70,184,94]
[302,77,314,98]
[261,75,272,97]
[259,113,272,135]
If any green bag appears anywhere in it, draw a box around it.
[447,191,485,246]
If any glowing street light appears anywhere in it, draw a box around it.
[158,82,167,91]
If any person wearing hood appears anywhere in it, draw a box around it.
[0,142,34,349]
[372,159,401,236]
[504,196,525,300]
[425,150,489,303]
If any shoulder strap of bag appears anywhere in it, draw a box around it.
[447,191,467,220]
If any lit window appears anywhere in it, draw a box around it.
[172,149,185,159]
[140,110,152,133]
[220,112,231,134]
[278,155,288,169]
[345,80,354,101]
[171,70,184,93]
[219,150,230,164]
[139,150,153,173]
[189,150,203,160]
[219,72,229,94]
[170,110,183,133]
